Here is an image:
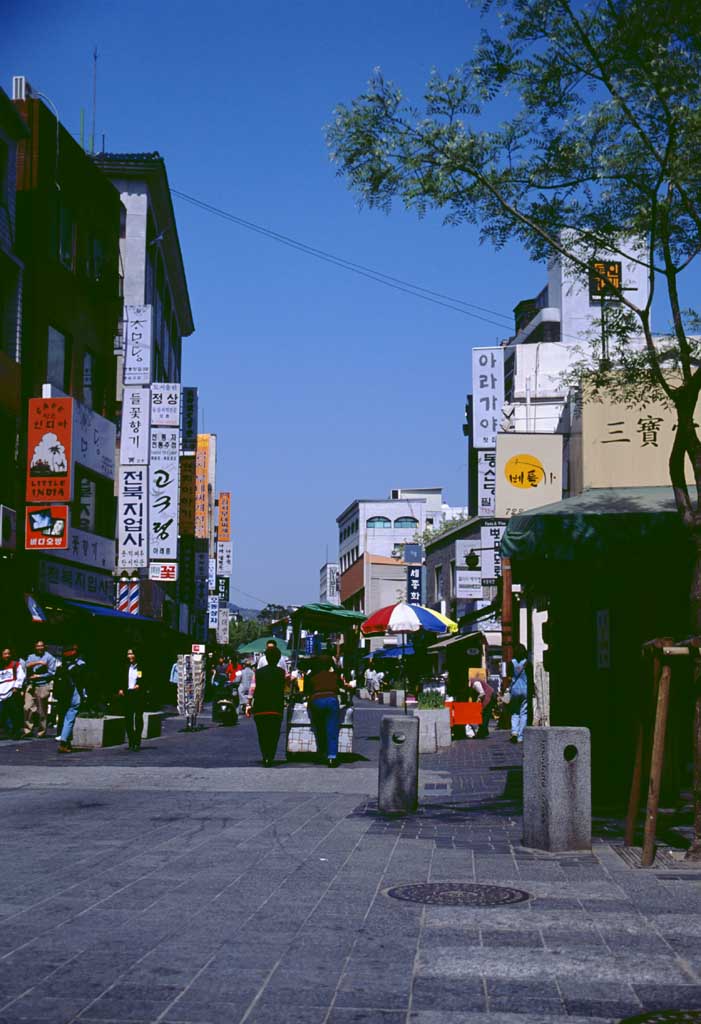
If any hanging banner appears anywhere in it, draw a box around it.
[495,433,563,518]
[208,595,219,629]
[195,435,210,539]
[218,492,231,542]
[123,305,152,385]
[150,383,181,427]
[73,400,115,479]
[217,576,230,603]
[39,559,114,607]
[25,505,69,551]
[208,558,216,592]
[216,607,229,644]
[477,450,497,516]
[26,397,73,502]
[472,347,505,449]
[117,466,148,569]
[407,565,422,604]
[181,387,198,453]
[179,456,196,535]
[455,569,483,599]
[55,526,114,570]
[120,387,150,466]
[216,541,232,576]
[480,519,507,584]
[148,428,179,561]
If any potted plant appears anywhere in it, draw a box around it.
[412,691,451,752]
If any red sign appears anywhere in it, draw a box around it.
[149,563,178,582]
[25,505,69,550]
[26,398,73,502]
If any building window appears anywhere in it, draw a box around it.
[434,565,444,601]
[367,516,391,529]
[394,516,419,529]
[47,326,70,391]
[58,203,75,271]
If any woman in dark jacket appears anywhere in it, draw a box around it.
[117,648,145,751]
[305,653,342,768]
[248,646,285,766]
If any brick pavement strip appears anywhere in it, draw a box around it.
[0,710,700,1022]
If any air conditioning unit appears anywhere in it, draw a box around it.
[12,76,32,101]
[0,506,17,550]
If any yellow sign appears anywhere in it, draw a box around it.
[195,435,210,540]
[504,454,546,489]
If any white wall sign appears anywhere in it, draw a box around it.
[149,429,180,561]
[472,346,505,449]
[455,569,483,599]
[216,541,233,576]
[150,383,181,427]
[181,387,198,453]
[477,450,497,516]
[38,559,114,607]
[208,558,216,592]
[495,433,563,518]
[480,520,507,584]
[120,387,150,466]
[149,562,178,582]
[123,305,153,386]
[55,527,115,571]
[216,607,229,644]
[208,595,219,629]
[73,401,116,479]
[117,466,148,569]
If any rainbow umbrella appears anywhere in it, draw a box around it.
[361,602,458,637]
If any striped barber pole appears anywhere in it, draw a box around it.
[128,575,140,615]
[117,575,129,614]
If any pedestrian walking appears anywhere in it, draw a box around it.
[54,643,87,753]
[247,647,285,766]
[0,648,25,739]
[23,640,56,738]
[257,640,290,675]
[238,662,255,710]
[305,653,342,768]
[470,673,495,739]
[508,643,532,744]
[117,648,145,751]
[365,664,379,701]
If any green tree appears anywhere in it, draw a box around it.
[228,617,268,650]
[328,0,701,850]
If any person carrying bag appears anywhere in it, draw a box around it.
[507,643,532,744]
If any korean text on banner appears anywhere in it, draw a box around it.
[472,347,504,449]
[208,558,216,592]
[216,541,232,577]
[149,563,178,582]
[73,402,115,479]
[195,435,210,540]
[218,492,231,542]
[179,456,196,535]
[455,569,483,599]
[123,306,153,386]
[495,433,563,518]
[120,387,150,466]
[217,576,230,603]
[117,466,148,569]
[148,428,180,561]
[150,383,181,427]
[181,388,198,453]
[477,451,497,516]
[216,607,229,644]
[25,505,69,551]
[407,565,422,604]
[26,397,73,503]
[208,595,219,629]
[480,520,507,584]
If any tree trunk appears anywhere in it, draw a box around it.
[684,537,701,861]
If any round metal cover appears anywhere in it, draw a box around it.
[619,1015,701,1024]
[385,882,530,906]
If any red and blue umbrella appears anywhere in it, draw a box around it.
[361,602,458,637]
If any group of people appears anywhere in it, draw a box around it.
[0,641,148,754]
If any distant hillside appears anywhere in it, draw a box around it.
[228,604,263,622]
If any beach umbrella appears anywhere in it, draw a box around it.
[361,602,458,637]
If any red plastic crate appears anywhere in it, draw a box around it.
[447,701,483,726]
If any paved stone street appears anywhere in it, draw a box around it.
[1,703,701,1024]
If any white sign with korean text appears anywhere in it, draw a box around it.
[150,383,181,427]
[73,401,116,479]
[208,595,219,629]
[477,450,497,516]
[495,433,563,518]
[149,562,178,582]
[455,569,483,599]
[120,387,150,466]
[472,347,505,449]
[216,541,233,576]
[216,607,229,644]
[208,558,216,592]
[123,305,153,386]
[117,466,148,569]
[480,520,507,584]
[148,429,180,561]
[55,527,115,571]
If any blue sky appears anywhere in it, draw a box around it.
[4,0,547,607]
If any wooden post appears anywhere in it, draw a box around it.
[625,653,660,847]
[641,662,672,867]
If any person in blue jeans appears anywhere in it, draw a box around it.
[305,654,342,767]
[508,643,532,744]
[55,644,87,753]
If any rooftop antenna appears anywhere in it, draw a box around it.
[90,46,97,154]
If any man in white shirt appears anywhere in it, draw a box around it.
[0,648,25,739]
[257,641,290,675]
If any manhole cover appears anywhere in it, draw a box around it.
[619,1013,701,1023]
[385,882,530,906]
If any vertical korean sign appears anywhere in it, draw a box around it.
[218,492,231,542]
[195,435,210,540]
[120,387,150,465]
[179,456,196,535]
[181,387,198,453]
[123,306,153,386]
[406,565,422,604]
[118,467,148,569]
[149,428,179,561]
[216,542,233,576]
[471,347,504,449]
[26,397,73,502]
[477,451,497,516]
[150,383,181,426]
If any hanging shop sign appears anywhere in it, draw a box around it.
[217,575,230,603]
[148,429,180,561]
[208,558,216,592]
[148,562,178,582]
[480,519,507,584]
[26,397,73,502]
[25,505,69,551]
[123,305,153,385]
[477,450,497,516]
[38,559,114,607]
[218,492,231,542]
[117,466,148,569]
[73,400,115,479]
[216,541,232,576]
[195,435,210,539]
[179,456,196,535]
[471,347,505,449]
[181,387,198,453]
[208,595,219,629]
[406,564,422,604]
[120,387,150,466]
[55,526,114,570]
[216,607,230,644]
[150,383,181,427]
[455,569,483,600]
[495,433,563,518]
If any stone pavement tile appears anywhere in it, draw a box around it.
[328,1011,407,1024]
[408,1012,617,1023]
[633,983,701,1009]
[564,998,647,1018]
[251,983,339,1008]
[480,927,544,948]
[78,991,183,1021]
[240,1007,329,1024]
[160,998,252,1023]
[487,980,561,1001]
[599,929,674,953]
[541,926,607,950]
[419,926,482,947]
[411,975,485,1012]
[0,994,92,1022]
[488,997,565,1014]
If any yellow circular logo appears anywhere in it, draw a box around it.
[504,454,545,489]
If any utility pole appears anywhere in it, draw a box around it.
[90,47,98,154]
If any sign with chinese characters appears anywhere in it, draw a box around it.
[25,505,69,551]
[477,450,497,516]
[589,260,622,301]
[195,435,210,539]
[407,564,422,604]
[120,387,150,466]
[55,526,114,570]
[26,398,73,502]
[217,575,230,603]
[117,466,148,569]
[208,595,219,629]
[123,305,153,385]
[149,562,178,582]
[216,541,232,576]
[480,520,507,584]
[38,558,114,607]
[208,558,216,592]
[495,433,563,518]
[179,456,196,535]
[150,383,181,427]
[149,429,180,561]
[455,569,482,599]
[181,387,198,453]
[471,347,505,449]
[216,607,229,644]
[218,492,231,542]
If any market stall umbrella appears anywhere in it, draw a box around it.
[237,635,292,656]
[361,602,458,637]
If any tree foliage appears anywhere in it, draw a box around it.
[327,0,701,575]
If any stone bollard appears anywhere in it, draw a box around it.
[389,689,405,708]
[522,727,591,852]
[378,715,418,814]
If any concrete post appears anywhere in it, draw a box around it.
[378,715,419,814]
[522,726,591,852]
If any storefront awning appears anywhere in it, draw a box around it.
[501,487,685,562]
[290,603,366,633]
[428,631,485,653]
[61,599,154,622]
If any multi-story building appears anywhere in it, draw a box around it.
[319,562,340,606]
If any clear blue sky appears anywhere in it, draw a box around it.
[4,0,546,607]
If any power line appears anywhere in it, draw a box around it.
[170,188,515,330]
